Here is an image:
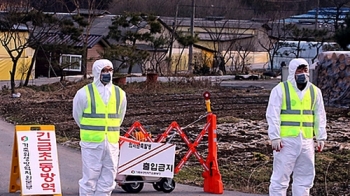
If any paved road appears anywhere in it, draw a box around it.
[0,119,267,196]
[0,75,280,91]
[219,79,279,90]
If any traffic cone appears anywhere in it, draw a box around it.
[202,113,224,194]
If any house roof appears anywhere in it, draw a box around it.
[136,44,168,52]
[0,12,30,31]
[40,33,108,48]
[159,16,264,30]
[51,13,148,44]
[72,9,111,16]
[159,16,261,45]
[43,13,115,37]
[193,44,216,53]
[198,33,254,41]
[265,7,348,40]
[89,14,116,36]
[279,7,350,25]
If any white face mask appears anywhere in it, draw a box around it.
[295,73,309,84]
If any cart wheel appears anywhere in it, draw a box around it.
[159,178,175,193]
[152,182,162,191]
[122,176,144,193]
[120,184,130,192]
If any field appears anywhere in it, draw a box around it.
[1,78,349,195]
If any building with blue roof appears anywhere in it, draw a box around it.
[280,7,350,30]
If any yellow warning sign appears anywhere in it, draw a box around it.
[9,125,62,196]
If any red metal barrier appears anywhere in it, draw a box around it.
[120,91,223,194]
[155,121,209,174]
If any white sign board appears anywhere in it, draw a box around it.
[118,142,176,178]
[16,131,62,195]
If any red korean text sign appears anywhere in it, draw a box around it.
[9,125,62,196]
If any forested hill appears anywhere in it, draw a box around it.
[108,0,320,19]
[27,0,349,20]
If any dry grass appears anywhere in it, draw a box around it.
[123,77,216,95]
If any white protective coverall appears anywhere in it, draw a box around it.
[73,59,127,196]
[266,58,327,196]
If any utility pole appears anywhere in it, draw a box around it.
[315,0,319,30]
[188,0,195,72]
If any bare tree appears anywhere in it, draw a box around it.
[310,28,331,63]
[200,19,229,55]
[282,24,315,57]
[320,0,350,31]
[0,0,66,94]
[231,39,255,74]
[334,15,350,50]
[283,23,332,61]
[59,0,113,79]
[108,12,164,74]
[99,44,149,75]
[38,32,84,82]
[173,32,199,74]
[148,35,171,75]
[200,18,258,74]
[257,9,292,72]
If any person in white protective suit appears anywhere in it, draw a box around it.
[73,59,127,196]
[266,58,327,195]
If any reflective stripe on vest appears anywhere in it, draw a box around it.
[80,83,124,143]
[280,81,316,139]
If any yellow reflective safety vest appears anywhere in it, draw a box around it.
[80,83,125,143]
[280,81,316,139]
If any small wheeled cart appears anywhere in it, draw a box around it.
[116,141,176,193]
[116,175,175,193]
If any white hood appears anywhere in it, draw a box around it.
[287,58,309,82]
[92,59,113,85]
